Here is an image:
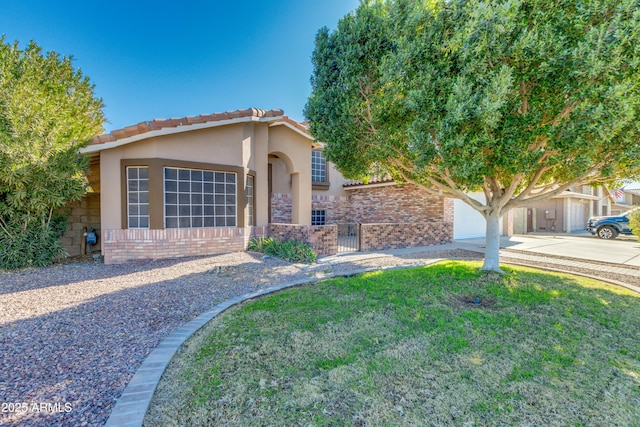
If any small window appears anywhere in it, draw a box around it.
[311,209,326,226]
[127,166,149,229]
[312,151,327,183]
[246,175,255,226]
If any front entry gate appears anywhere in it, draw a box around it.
[337,223,360,253]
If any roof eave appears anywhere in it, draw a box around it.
[268,120,317,144]
[549,191,600,201]
[81,114,284,154]
[343,181,397,191]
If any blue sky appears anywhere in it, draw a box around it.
[0,0,359,132]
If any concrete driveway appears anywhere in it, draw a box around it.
[458,233,640,267]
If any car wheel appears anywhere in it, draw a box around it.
[597,226,618,239]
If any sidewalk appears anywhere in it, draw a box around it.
[455,233,640,267]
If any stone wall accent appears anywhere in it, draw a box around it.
[360,222,453,252]
[271,193,292,224]
[60,192,101,256]
[347,184,451,224]
[102,227,263,264]
[268,223,338,256]
[311,194,350,224]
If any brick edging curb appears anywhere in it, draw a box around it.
[104,256,639,426]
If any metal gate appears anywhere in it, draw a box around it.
[337,223,360,253]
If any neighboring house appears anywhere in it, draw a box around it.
[62,108,453,264]
[511,185,640,234]
[607,186,640,215]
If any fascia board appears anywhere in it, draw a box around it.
[268,121,315,142]
[81,115,283,154]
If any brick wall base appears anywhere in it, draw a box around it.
[100,185,454,263]
[103,226,267,265]
[360,222,453,252]
[268,223,338,256]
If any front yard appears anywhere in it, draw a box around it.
[145,261,640,426]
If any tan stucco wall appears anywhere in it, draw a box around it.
[267,125,312,224]
[248,123,270,226]
[99,120,315,240]
[269,157,290,194]
[100,124,247,231]
[312,162,349,198]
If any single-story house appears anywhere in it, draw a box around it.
[63,108,455,264]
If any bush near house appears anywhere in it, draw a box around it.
[629,206,640,241]
[248,237,317,264]
[0,38,105,269]
[0,214,68,270]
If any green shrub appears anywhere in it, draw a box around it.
[248,237,317,264]
[0,39,105,270]
[629,206,640,242]
[0,215,68,270]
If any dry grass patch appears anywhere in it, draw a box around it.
[144,261,640,426]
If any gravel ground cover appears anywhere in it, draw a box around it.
[0,248,477,427]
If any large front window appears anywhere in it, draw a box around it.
[164,167,236,228]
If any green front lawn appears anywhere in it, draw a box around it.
[145,261,640,426]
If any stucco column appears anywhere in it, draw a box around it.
[249,123,269,226]
[290,172,312,225]
[291,172,301,224]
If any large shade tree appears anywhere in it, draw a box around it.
[306,0,640,272]
[0,38,105,268]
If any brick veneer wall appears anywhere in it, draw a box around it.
[60,192,101,256]
[102,226,267,264]
[268,223,338,256]
[271,193,351,225]
[360,222,453,251]
[271,193,292,224]
[347,184,450,223]
[312,194,350,224]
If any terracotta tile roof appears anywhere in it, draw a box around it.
[343,176,395,188]
[89,108,285,145]
[273,116,311,135]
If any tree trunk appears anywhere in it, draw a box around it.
[481,210,503,272]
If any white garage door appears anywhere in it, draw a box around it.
[570,203,588,231]
[454,196,489,239]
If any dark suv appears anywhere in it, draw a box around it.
[587,208,637,239]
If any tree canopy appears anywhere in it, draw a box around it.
[0,38,105,268]
[306,0,640,271]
